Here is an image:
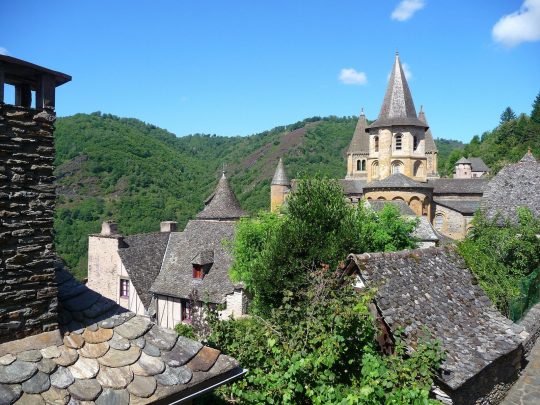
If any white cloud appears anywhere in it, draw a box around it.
[391,0,425,21]
[492,0,540,47]
[339,68,367,85]
[0,47,8,55]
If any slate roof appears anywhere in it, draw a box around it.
[196,173,247,220]
[346,247,523,390]
[364,173,433,190]
[469,157,490,172]
[118,232,170,309]
[150,220,238,304]
[0,261,243,404]
[367,200,416,216]
[339,179,366,195]
[347,112,369,154]
[455,157,471,165]
[271,158,290,186]
[428,178,489,195]
[417,109,438,153]
[481,151,540,223]
[368,53,427,130]
[434,198,480,215]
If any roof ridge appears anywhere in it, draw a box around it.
[196,172,247,220]
[349,245,454,263]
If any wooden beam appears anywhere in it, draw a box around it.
[41,75,55,108]
[15,84,31,107]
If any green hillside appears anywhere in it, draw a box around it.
[54,109,507,279]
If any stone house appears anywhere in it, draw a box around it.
[87,172,250,329]
[344,247,525,405]
[271,52,490,240]
[454,157,490,179]
[0,55,244,404]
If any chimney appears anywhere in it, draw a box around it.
[101,220,119,236]
[160,221,178,232]
[0,55,71,345]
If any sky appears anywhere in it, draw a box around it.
[1,0,539,142]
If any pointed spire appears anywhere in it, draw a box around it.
[347,109,369,154]
[196,171,247,220]
[272,158,290,186]
[520,147,537,163]
[368,53,427,129]
[417,107,437,153]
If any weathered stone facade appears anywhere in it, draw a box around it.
[0,104,59,344]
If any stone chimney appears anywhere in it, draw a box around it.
[101,220,119,236]
[0,55,71,345]
[160,221,178,232]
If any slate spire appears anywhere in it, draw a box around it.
[347,108,369,154]
[196,171,247,220]
[369,53,427,129]
[272,158,290,186]
[417,107,438,153]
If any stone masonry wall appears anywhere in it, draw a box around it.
[0,104,58,344]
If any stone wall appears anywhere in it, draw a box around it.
[219,289,248,320]
[432,203,471,239]
[87,235,123,303]
[0,104,58,344]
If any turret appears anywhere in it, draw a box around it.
[345,109,369,179]
[418,106,439,178]
[271,158,291,212]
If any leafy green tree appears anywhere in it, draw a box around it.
[210,266,444,404]
[230,177,417,315]
[531,91,540,124]
[500,107,517,124]
[442,149,464,177]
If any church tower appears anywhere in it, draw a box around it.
[345,109,369,179]
[366,53,435,182]
[271,158,291,212]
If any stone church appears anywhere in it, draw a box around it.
[271,53,489,240]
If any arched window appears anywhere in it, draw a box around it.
[356,160,361,171]
[413,161,424,177]
[372,160,379,178]
[413,135,418,151]
[374,136,379,152]
[434,213,445,231]
[391,160,404,174]
[361,160,366,171]
[395,133,403,151]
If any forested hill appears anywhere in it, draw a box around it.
[54,112,459,278]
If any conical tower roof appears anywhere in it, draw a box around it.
[418,107,438,152]
[368,53,427,129]
[196,172,247,220]
[272,158,290,186]
[347,109,369,154]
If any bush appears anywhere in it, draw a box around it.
[174,323,195,339]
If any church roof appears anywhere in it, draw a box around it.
[367,199,416,216]
[434,198,480,215]
[196,173,247,220]
[428,178,488,195]
[417,108,438,153]
[469,157,490,172]
[346,111,369,154]
[364,173,433,190]
[481,150,540,223]
[346,247,523,390]
[271,158,291,186]
[368,53,427,130]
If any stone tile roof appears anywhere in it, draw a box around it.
[364,173,433,190]
[434,198,480,215]
[455,157,471,165]
[118,232,170,309]
[368,53,427,129]
[347,247,523,390]
[196,173,247,220]
[367,200,416,216]
[469,157,490,172]
[428,178,489,195]
[150,220,238,304]
[346,112,369,154]
[481,151,540,223]
[271,158,290,186]
[417,109,438,153]
[339,179,366,195]
[0,262,243,404]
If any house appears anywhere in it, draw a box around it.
[0,55,244,404]
[344,246,525,404]
[271,52,490,240]
[87,171,250,328]
[454,157,490,179]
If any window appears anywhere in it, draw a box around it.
[372,160,379,178]
[120,279,129,298]
[193,264,204,279]
[395,133,402,151]
[413,161,424,177]
[356,160,361,171]
[391,160,404,174]
[182,300,192,323]
[374,136,379,152]
[361,160,366,171]
[413,135,418,151]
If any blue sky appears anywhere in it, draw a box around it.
[1,1,539,142]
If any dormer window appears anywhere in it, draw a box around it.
[192,264,204,279]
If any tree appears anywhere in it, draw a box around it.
[230,177,418,315]
[500,107,517,124]
[531,91,540,124]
